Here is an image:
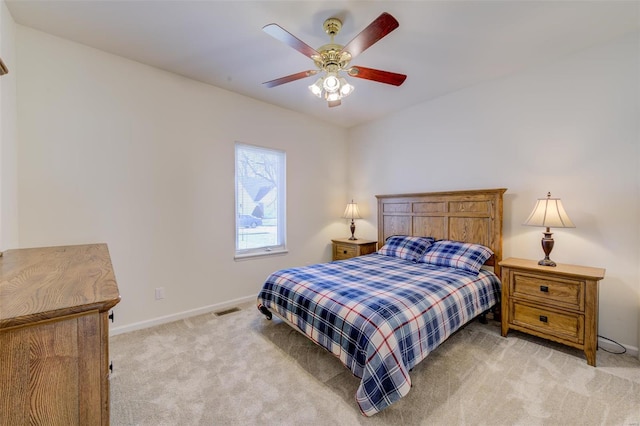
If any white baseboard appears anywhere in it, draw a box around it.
[109,294,256,336]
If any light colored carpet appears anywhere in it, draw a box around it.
[110,302,640,425]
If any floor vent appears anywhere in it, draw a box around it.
[214,307,241,316]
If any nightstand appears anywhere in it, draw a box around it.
[499,257,605,366]
[331,238,377,261]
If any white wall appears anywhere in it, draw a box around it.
[348,32,640,352]
[0,1,17,252]
[8,14,640,353]
[15,26,349,330]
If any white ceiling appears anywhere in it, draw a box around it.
[6,1,639,128]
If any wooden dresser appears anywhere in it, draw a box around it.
[499,257,605,366]
[0,244,121,425]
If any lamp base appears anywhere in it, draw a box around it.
[538,257,557,267]
[539,229,556,267]
[349,220,357,240]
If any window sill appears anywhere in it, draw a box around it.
[234,249,289,261]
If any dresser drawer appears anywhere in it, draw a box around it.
[511,271,584,311]
[511,302,583,344]
[334,244,357,260]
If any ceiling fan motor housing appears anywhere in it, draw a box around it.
[314,18,352,73]
[313,45,351,72]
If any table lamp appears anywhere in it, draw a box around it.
[523,192,575,267]
[343,200,362,240]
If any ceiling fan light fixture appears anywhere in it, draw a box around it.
[325,91,341,102]
[308,77,324,98]
[311,73,353,102]
[323,73,340,93]
[339,78,354,97]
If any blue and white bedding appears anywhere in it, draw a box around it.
[256,252,501,416]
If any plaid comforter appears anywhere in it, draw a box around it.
[257,253,501,416]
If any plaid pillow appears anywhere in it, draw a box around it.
[418,240,493,274]
[377,236,435,262]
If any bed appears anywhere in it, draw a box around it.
[257,188,506,416]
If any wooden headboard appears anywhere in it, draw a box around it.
[376,188,507,276]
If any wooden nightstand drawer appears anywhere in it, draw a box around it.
[331,239,377,261]
[511,272,584,311]
[511,302,583,344]
[334,243,357,260]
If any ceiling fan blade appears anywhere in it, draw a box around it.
[263,70,318,88]
[348,66,407,86]
[263,23,320,59]
[340,12,399,59]
[328,99,341,108]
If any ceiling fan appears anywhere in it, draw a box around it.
[262,12,407,108]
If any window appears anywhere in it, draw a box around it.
[235,143,286,257]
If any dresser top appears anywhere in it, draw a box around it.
[0,244,121,329]
[499,257,605,280]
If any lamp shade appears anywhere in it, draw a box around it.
[342,201,362,220]
[523,192,575,228]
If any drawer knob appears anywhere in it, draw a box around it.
[539,315,548,323]
[343,250,348,254]
[540,285,549,293]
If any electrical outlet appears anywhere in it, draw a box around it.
[155,287,165,300]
